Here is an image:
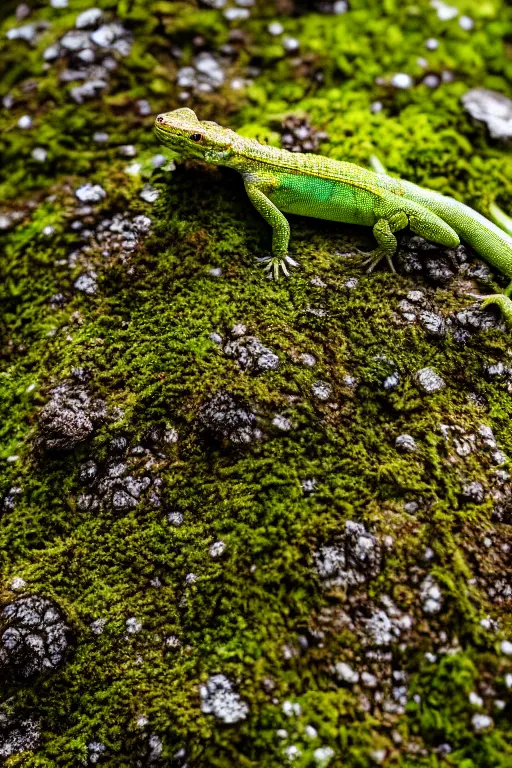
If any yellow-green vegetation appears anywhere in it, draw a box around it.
[0,1,511,766]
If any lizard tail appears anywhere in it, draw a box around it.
[400,180,512,280]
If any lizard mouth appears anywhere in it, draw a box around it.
[153,119,175,145]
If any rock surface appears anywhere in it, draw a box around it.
[1,0,511,765]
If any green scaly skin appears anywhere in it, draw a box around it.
[154,108,512,325]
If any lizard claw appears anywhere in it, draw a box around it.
[256,254,299,279]
[342,247,395,273]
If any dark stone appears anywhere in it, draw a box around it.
[199,390,260,444]
[37,382,106,452]
[0,596,70,679]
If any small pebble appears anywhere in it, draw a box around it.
[391,73,413,89]
[267,22,283,36]
[312,381,331,401]
[224,7,250,20]
[18,115,32,129]
[31,147,47,162]
[472,714,493,733]
[140,185,160,203]
[75,183,106,203]
[282,36,299,53]
[209,540,226,557]
[459,15,474,31]
[395,434,418,452]
[416,367,445,393]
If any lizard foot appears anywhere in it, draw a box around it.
[470,292,512,328]
[256,254,299,280]
[343,247,396,274]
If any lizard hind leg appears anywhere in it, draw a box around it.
[407,208,459,249]
[477,281,512,328]
[349,211,409,273]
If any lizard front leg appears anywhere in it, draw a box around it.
[354,211,409,273]
[244,178,298,279]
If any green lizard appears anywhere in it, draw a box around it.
[154,108,512,324]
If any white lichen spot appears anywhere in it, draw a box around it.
[312,381,332,401]
[75,183,106,203]
[335,661,359,683]
[282,700,302,717]
[126,617,142,634]
[420,575,443,613]
[209,540,226,558]
[140,185,160,203]
[391,73,413,89]
[471,713,493,732]
[200,674,249,723]
[90,618,106,635]
[284,745,301,761]
[18,115,32,129]
[469,691,483,707]
[314,746,335,765]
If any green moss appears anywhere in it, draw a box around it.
[1,0,512,765]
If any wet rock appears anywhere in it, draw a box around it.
[18,114,32,129]
[74,271,97,294]
[461,481,484,503]
[6,21,49,44]
[2,486,22,512]
[420,575,442,614]
[314,520,382,589]
[200,674,249,723]
[391,73,413,89]
[407,290,426,305]
[224,332,279,371]
[280,115,328,153]
[268,21,284,35]
[79,460,98,484]
[471,713,494,732]
[209,540,226,557]
[140,185,160,203]
[335,661,359,683]
[383,372,400,389]
[312,381,332,401]
[60,30,93,52]
[424,257,455,285]
[415,367,445,393]
[167,511,184,527]
[91,23,127,49]
[462,88,512,141]
[395,434,418,452]
[199,391,260,444]
[419,311,446,337]
[0,714,40,760]
[454,306,502,334]
[177,51,225,95]
[136,99,152,116]
[75,8,103,29]
[272,414,292,431]
[71,79,108,104]
[75,183,106,203]
[0,596,70,678]
[37,382,106,451]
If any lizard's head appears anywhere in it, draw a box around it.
[154,108,236,163]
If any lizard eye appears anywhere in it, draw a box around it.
[190,133,203,142]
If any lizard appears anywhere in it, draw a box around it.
[154,108,512,325]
